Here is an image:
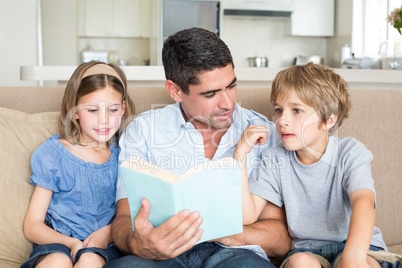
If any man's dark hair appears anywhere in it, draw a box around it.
[162,27,234,94]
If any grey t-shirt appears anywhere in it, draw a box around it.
[249,136,387,250]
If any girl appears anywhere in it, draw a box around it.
[21,62,135,268]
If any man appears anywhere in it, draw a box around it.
[107,27,291,267]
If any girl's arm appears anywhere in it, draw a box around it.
[234,125,269,224]
[23,185,83,253]
[338,189,376,268]
[83,224,113,249]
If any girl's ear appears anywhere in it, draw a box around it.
[74,113,79,120]
[122,100,126,116]
[165,80,183,102]
[325,114,338,130]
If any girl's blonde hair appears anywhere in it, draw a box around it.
[58,61,135,145]
[270,62,351,135]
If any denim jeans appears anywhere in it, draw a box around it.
[20,221,123,268]
[283,241,386,267]
[20,243,122,268]
[104,242,275,268]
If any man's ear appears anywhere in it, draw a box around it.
[325,114,338,130]
[165,80,183,102]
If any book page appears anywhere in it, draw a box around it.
[121,156,179,183]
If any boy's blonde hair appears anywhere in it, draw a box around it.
[270,62,351,134]
[58,61,135,146]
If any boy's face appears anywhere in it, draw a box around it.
[273,89,329,164]
[178,64,237,130]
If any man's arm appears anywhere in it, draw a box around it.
[111,197,204,260]
[214,201,291,258]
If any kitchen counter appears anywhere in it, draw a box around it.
[21,66,402,90]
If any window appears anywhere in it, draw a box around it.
[352,0,402,57]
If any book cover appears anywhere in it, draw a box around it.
[119,156,243,243]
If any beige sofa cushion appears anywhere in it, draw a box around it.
[0,107,59,266]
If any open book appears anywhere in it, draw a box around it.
[119,156,243,243]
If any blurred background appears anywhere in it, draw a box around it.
[1,0,401,86]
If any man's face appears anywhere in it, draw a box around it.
[179,64,237,131]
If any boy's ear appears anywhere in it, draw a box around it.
[165,80,183,102]
[325,114,338,130]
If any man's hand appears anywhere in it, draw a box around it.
[112,198,204,260]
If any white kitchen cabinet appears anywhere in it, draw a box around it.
[285,0,334,37]
[79,0,150,38]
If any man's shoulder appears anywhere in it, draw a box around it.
[126,103,181,129]
[235,105,274,126]
[136,103,180,119]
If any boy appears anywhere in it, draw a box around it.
[234,62,387,268]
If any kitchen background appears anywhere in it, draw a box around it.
[1,0,401,86]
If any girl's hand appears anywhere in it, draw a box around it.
[234,125,268,163]
[83,224,112,249]
[70,239,84,261]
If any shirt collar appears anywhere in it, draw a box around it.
[164,102,250,131]
[163,103,254,159]
[164,102,191,132]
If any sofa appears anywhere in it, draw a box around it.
[0,86,401,267]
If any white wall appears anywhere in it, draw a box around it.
[0,1,38,86]
[0,0,76,86]
[221,16,327,68]
[1,1,351,86]
[42,0,77,66]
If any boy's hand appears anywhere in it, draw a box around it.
[338,189,377,268]
[234,125,268,162]
[337,253,373,268]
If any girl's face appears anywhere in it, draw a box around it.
[74,85,126,146]
[273,89,329,164]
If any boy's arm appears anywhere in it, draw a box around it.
[338,189,376,267]
[233,125,270,224]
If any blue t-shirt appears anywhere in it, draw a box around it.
[30,135,119,240]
